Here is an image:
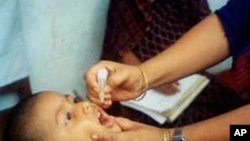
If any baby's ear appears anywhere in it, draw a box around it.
[71,95,83,103]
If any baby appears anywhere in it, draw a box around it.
[3,91,121,141]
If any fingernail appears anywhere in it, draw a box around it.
[91,134,98,140]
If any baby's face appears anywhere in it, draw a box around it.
[32,91,121,141]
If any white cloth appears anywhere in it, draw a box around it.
[0,0,110,99]
[0,0,29,87]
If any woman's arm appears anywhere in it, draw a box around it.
[140,14,230,88]
[91,104,250,141]
[182,104,250,141]
[85,14,230,106]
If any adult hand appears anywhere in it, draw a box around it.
[85,61,145,108]
[91,117,162,141]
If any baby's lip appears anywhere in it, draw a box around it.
[95,107,114,127]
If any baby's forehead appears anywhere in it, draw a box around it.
[38,91,75,101]
[30,93,64,135]
[38,91,64,97]
[32,92,65,118]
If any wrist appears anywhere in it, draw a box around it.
[161,128,174,141]
[137,65,149,91]
[134,66,149,101]
[172,128,186,141]
[162,128,186,141]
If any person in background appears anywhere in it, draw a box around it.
[96,0,245,128]
[85,0,250,140]
[102,0,210,94]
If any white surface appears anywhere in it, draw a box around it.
[0,0,29,87]
[0,92,19,111]
[20,0,110,98]
[0,1,109,99]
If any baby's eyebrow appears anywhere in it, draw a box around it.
[72,90,83,101]
[64,95,72,102]
[73,89,78,97]
[63,91,83,102]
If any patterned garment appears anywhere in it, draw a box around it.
[102,0,149,61]
[102,0,210,62]
[132,0,211,62]
[230,50,250,95]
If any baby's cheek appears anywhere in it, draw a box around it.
[82,121,104,133]
[110,123,122,132]
[71,124,98,141]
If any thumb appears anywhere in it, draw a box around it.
[91,131,127,141]
[91,117,141,141]
[114,117,141,131]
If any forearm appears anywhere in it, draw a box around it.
[180,104,250,141]
[140,14,230,88]
[90,104,250,141]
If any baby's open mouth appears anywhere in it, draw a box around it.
[95,107,114,127]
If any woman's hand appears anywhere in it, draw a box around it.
[91,117,163,141]
[85,61,146,108]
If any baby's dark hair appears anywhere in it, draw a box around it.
[3,94,47,141]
